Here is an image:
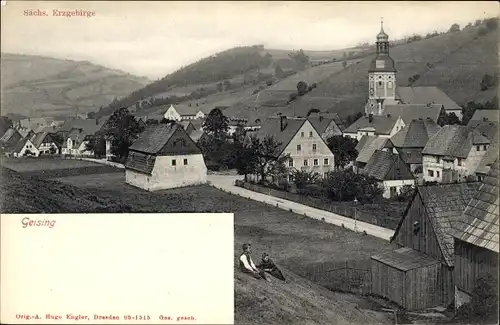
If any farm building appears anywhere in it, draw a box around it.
[125,123,207,191]
[360,149,415,198]
[371,182,479,310]
[343,114,405,141]
[0,128,23,154]
[450,160,499,309]
[354,135,391,172]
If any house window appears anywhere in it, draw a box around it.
[428,170,434,177]
[477,145,480,151]
[297,144,301,151]
[312,144,317,151]
[323,158,329,165]
[172,159,177,166]
[478,175,483,181]
[457,159,462,166]
[436,171,440,177]
[183,158,188,165]
[437,157,441,164]
[309,131,313,137]
[301,132,304,137]
[289,159,294,167]
[303,159,308,166]
[483,145,487,150]
[313,159,319,166]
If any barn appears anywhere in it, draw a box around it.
[450,159,499,309]
[125,123,207,191]
[371,182,479,310]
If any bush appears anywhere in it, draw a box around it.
[478,27,489,36]
[291,170,320,189]
[485,17,498,30]
[288,92,298,102]
[455,272,498,324]
[395,185,414,202]
[266,80,273,86]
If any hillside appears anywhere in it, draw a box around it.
[278,24,499,121]
[0,53,151,118]
[96,45,374,119]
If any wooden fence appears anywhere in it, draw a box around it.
[236,181,396,229]
[304,260,372,295]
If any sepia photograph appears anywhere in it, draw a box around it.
[1,1,499,324]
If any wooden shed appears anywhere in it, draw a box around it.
[371,182,479,310]
[450,160,499,309]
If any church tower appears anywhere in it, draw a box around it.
[365,19,398,116]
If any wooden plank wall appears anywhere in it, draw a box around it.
[454,239,499,293]
[395,194,445,263]
[371,260,404,307]
[404,263,441,310]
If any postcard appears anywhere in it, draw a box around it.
[1,1,498,325]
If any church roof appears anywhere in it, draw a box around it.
[384,104,443,124]
[396,87,461,113]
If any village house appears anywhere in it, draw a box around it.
[389,118,441,173]
[364,22,462,119]
[450,160,499,310]
[248,115,335,182]
[371,182,479,310]
[354,135,391,172]
[0,128,23,154]
[125,123,207,191]
[161,104,206,121]
[360,150,415,198]
[466,109,499,128]
[13,132,59,157]
[19,117,54,131]
[61,119,106,156]
[343,114,405,141]
[422,125,490,183]
[307,114,344,141]
[383,104,444,125]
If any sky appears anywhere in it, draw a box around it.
[1,1,498,79]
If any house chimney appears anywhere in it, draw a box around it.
[368,114,374,123]
[280,115,288,131]
[483,117,489,121]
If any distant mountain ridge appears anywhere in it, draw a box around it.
[1,53,151,118]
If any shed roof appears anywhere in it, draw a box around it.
[468,109,499,127]
[390,119,441,148]
[355,136,388,164]
[451,160,499,253]
[344,115,399,135]
[384,104,443,124]
[415,182,479,266]
[255,117,307,154]
[422,125,490,158]
[396,87,461,113]
[128,123,180,154]
[362,150,401,181]
[371,247,441,272]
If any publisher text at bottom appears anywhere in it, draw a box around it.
[16,313,197,322]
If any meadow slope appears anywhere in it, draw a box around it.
[1,53,151,118]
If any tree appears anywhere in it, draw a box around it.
[51,133,64,154]
[438,112,461,126]
[160,118,177,124]
[85,136,106,158]
[288,92,298,102]
[296,81,309,96]
[223,80,232,91]
[307,108,320,116]
[290,170,320,189]
[455,272,498,324]
[322,168,383,203]
[480,73,497,91]
[288,49,309,70]
[342,60,347,68]
[449,23,460,33]
[461,98,498,125]
[247,135,289,183]
[87,112,96,119]
[326,135,359,169]
[474,19,482,26]
[485,17,498,30]
[104,107,144,162]
[203,108,229,138]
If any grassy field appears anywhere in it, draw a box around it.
[1,161,402,323]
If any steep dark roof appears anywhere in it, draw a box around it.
[32,132,54,148]
[422,125,490,158]
[471,121,499,144]
[476,142,499,175]
[255,117,307,154]
[384,104,443,124]
[396,87,461,113]
[0,128,20,143]
[451,160,499,253]
[468,109,499,127]
[396,148,424,165]
[390,118,441,148]
[416,182,480,266]
[344,115,399,135]
[371,247,440,271]
[307,116,339,135]
[129,123,180,154]
[356,136,388,163]
[362,150,411,181]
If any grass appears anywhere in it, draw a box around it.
[2,162,401,324]
[0,157,103,172]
